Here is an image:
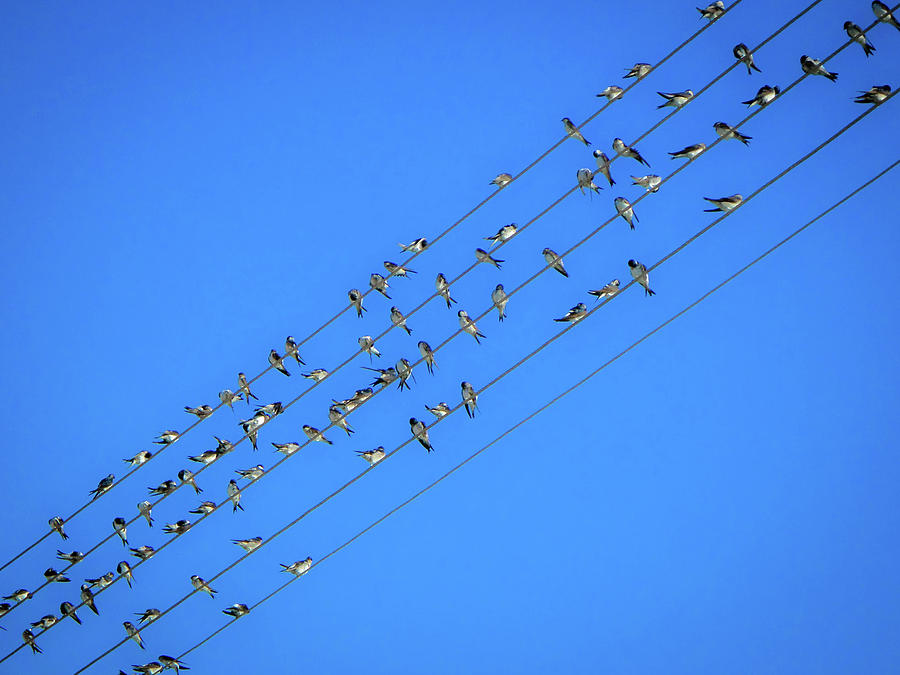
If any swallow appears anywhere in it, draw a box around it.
[369,273,391,299]
[592,150,615,186]
[3,589,30,603]
[356,447,386,465]
[177,469,202,495]
[268,349,290,377]
[410,418,434,451]
[396,358,415,391]
[255,401,283,417]
[576,168,601,195]
[189,501,216,515]
[48,516,68,541]
[332,389,373,413]
[485,223,518,247]
[117,561,135,588]
[235,464,265,480]
[124,621,145,649]
[303,424,333,444]
[222,603,250,618]
[281,557,313,576]
[398,237,428,252]
[136,608,161,624]
[219,389,242,409]
[132,663,164,675]
[426,402,452,419]
[227,479,245,512]
[489,173,513,188]
[358,335,381,361]
[86,571,115,589]
[188,450,219,465]
[613,138,650,167]
[57,550,84,563]
[461,381,479,418]
[329,405,355,434]
[418,341,436,374]
[190,575,216,598]
[89,473,115,500]
[240,411,270,451]
[669,143,706,160]
[300,368,329,384]
[0,602,8,620]
[123,450,153,468]
[562,117,590,145]
[130,545,156,561]
[44,567,70,583]
[873,0,900,30]
[631,175,662,193]
[800,55,837,82]
[612,196,638,229]
[554,303,589,323]
[698,1,725,20]
[588,279,621,301]
[713,121,752,145]
[844,21,876,56]
[491,284,509,322]
[733,43,761,74]
[348,289,367,319]
[624,63,652,79]
[23,629,41,654]
[31,614,58,629]
[384,260,417,278]
[541,247,569,277]
[704,194,744,212]
[390,306,412,335]
[285,336,305,365]
[113,517,129,546]
[596,85,624,102]
[628,259,656,296]
[81,583,99,614]
[162,520,192,535]
[458,310,486,343]
[656,90,694,109]
[741,84,779,107]
[131,501,152,529]
[154,430,180,445]
[855,84,891,104]
[60,601,81,624]
[184,405,213,419]
[158,655,190,672]
[475,247,504,268]
[148,479,178,496]
[215,436,235,456]
[436,272,457,308]
[233,537,263,553]
[365,366,398,388]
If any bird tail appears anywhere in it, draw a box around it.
[826,71,838,82]
[646,288,656,296]
[751,62,761,72]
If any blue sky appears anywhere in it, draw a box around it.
[1,1,898,672]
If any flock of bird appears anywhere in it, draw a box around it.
[1,1,896,672]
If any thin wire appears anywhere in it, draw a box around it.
[175,155,900,663]
[67,94,894,674]
[0,1,744,574]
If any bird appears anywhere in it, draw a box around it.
[542,248,568,277]
[592,150,615,186]
[384,260,417,278]
[365,366,398,388]
[410,418,434,451]
[489,173,513,189]
[458,310,485,343]
[333,388,374,412]
[369,273,391,299]
[227,479,245,512]
[713,121,752,145]
[240,411,270,451]
[268,349,291,377]
[461,381,479,418]
[656,90,694,109]
[118,561,135,588]
[219,389,242,409]
[44,567,69,583]
[123,451,153,467]
[562,117,590,145]
[89,473,115,500]
[435,272,457,308]
[703,194,744,212]
[733,43,761,74]
[844,21,876,56]
[235,464,265,480]
[154,430,180,445]
[303,424,333,445]
[624,63,652,79]
[162,520,192,535]
[233,537,263,553]
[398,237,428,252]
[329,405,355,435]
[48,516,68,541]
[628,259,656,296]
[800,55,837,82]
[23,629,42,654]
[159,655,190,672]
[631,175,662,193]
[130,546,156,560]
[136,500,154,527]
[135,608,162,624]
[491,284,509,322]
[698,1,725,20]
[613,138,650,166]
[284,336,305,366]
[81,583,99,614]
[741,84,779,107]
[485,223,518,247]
[4,589,31,603]
[554,303,589,323]
[57,550,84,563]
[132,663,164,675]
[184,404,213,419]
[281,557,314,576]
[614,197,638,229]
[475,247,504,268]
[301,368,329,382]
[148,479,178,496]
[390,306,412,335]
[357,447,386,465]
[189,501,216,515]
[236,372,257,405]
[855,85,891,105]
[60,601,81,624]
[588,279,621,301]
[358,335,381,361]
[113,517,128,546]
[191,575,217,598]
[86,571,115,589]
[348,289,366,318]
[669,143,706,160]
[31,614,58,630]
[418,341,436,375]
[596,85,624,102]
[426,402,452,419]
[188,450,219,465]
[396,358,415,391]
[873,0,900,30]
[178,469,202,495]
[222,603,250,618]
[576,168,601,195]
[124,621,145,649]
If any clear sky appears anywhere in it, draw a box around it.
[1,1,898,673]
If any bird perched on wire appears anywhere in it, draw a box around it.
[89,474,115,500]
[303,425,333,445]
[240,410,270,451]
[435,273,457,308]
[390,306,412,335]
[23,628,42,654]
[631,175,662,193]
[227,479,245,512]
[159,655,190,672]
[491,284,509,322]
[154,430,180,445]
[576,168,601,195]
[268,350,291,377]
[426,402,452,419]
[284,336,305,366]
[178,469,202,495]
[703,194,744,212]
[418,341,436,374]
[669,143,706,160]
[872,0,900,30]
[614,197,638,230]
[113,517,128,546]
[43,567,69,583]
[188,449,219,465]
[542,247,568,277]
[733,43,761,74]
[357,447,386,465]
[697,1,725,20]
[81,583,99,614]
[136,608,161,624]
[844,21,876,56]
[137,500,154,527]
[741,84,779,107]
[124,621,145,649]
[233,537,263,553]
[613,138,650,167]
[49,516,68,541]
[183,405,213,419]
[328,405,355,435]
[301,368,329,382]
[592,151,615,186]
[855,85,891,105]
[60,601,81,624]
[800,55,837,82]
[384,261,416,279]
[132,662,164,674]
[162,520,192,535]
[57,550,84,563]
[628,259,656,296]
[596,85,624,102]
[219,389,242,409]
[410,418,434,452]
[713,122,752,145]
[86,571,115,589]
[348,289,366,318]
[365,366,398,389]
[656,90,693,109]
[398,237,427,252]
[475,247,504,269]
[130,545,156,560]
[623,62,651,79]
[118,561,135,588]
[554,303,589,323]
[358,335,381,361]
[281,557,313,576]
[489,173,513,189]
[123,450,153,467]
[485,223,517,248]
[458,310,485,343]
[189,501,216,515]
[396,358,415,391]
[589,279,620,301]
[222,603,250,618]
[562,117,590,145]
[190,575,217,598]
[4,588,31,603]
[461,382,479,418]
[369,273,391,299]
